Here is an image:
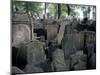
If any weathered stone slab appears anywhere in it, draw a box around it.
[70,51,87,70]
[74,60,87,70]
[12,12,33,47]
[12,24,31,46]
[62,31,84,59]
[26,41,46,65]
[88,53,96,69]
[12,66,24,74]
[24,64,44,73]
[22,41,47,72]
[12,12,30,22]
[52,49,67,71]
[46,24,59,42]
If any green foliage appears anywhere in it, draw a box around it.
[12,1,96,19]
[61,4,68,16]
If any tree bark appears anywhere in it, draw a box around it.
[58,4,61,19]
[66,4,71,15]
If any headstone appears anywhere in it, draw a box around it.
[16,44,27,70]
[62,29,85,59]
[74,60,87,70]
[46,24,59,42]
[23,41,46,72]
[70,51,87,70]
[57,19,70,45]
[85,31,96,56]
[12,24,31,46]
[12,12,32,47]
[24,64,43,73]
[88,53,96,69]
[52,49,67,71]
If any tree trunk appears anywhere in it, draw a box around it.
[58,4,61,19]
[25,2,29,13]
[66,4,71,15]
[44,3,47,19]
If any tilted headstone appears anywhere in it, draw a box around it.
[57,19,70,45]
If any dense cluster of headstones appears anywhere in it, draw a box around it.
[12,12,96,74]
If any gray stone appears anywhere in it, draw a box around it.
[12,12,32,47]
[88,53,96,69]
[22,41,47,72]
[26,41,46,65]
[12,12,30,22]
[62,32,84,59]
[46,24,59,42]
[24,64,44,73]
[52,49,67,71]
[12,66,24,74]
[74,60,87,70]
[65,59,71,71]
[83,31,96,57]
[12,24,31,47]
[70,51,87,70]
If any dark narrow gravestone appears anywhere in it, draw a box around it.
[82,31,96,69]
[88,53,96,69]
